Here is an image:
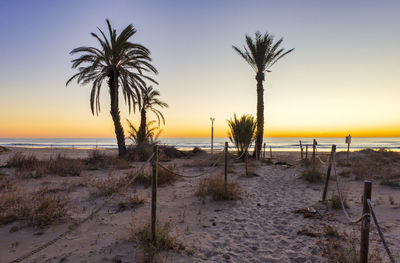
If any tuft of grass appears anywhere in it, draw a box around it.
[129,221,184,255]
[7,153,84,178]
[196,174,241,201]
[301,169,323,183]
[380,178,400,188]
[115,195,145,212]
[158,163,180,185]
[0,187,68,226]
[131,164,180,187]
[91,172,126,197]
[191,146,205,154]
[85,150,130,170]
[47,155,83,176]
[0,146,10,153]
[323,229,383,263]
[388,195,395,205]
[329,192,348,210]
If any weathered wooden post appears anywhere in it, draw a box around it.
[269,146,272,159]
[305,144,308,159]
[322,145,336,202]
[346,134,351,161]
[360,180,372,263]
[263,143,266,160]
[299,140,304,161]
[224,142,228,192]
[151,145,159,245]
[312,139,317,171]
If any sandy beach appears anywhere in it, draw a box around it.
[0,147,399,263]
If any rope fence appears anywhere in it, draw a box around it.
[321,144,397,263]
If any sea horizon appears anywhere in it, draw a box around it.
[1,137,400,152]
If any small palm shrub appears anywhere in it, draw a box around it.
[227,113,256,158]
[127,119,162,145]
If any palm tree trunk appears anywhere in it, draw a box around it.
[109,71,126,156]
[138,108,147,144]
[254,72,264,160]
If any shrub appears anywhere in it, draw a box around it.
[191,146,205,154]
[91,172,126,197]
[47,155,83,176]
[0,188,68,226]
[7,152,39,170]
[329,192,348,210]
[0,146,10,153]
[227,113,256,158]
[158,164,180,185]
[196,174,241,201]
[85,150,130,170]
[126,143,154,162]
[380,178,400,188]
[130,221,183,255]
[301,169,322,183]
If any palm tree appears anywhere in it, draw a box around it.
[127,119,162,144]
[227,113,256,158]
[66,19,158,156]
[233,31,293,159]
[137,85,168,143]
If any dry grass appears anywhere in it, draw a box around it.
[196,174,241,201]
[129,221,184,255]
[322,228,383,263]
[301,169,323,183]
[0,187,68,226]
[85,150,130,170]
[115,195,145,213]
[328,192,348,210]
[131,164,180,187]
[91,172,127,197]
[7,153,83,178]
[0,146,10,153]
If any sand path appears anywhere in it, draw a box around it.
[169,164,325,263]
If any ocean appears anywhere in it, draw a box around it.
[0,137,400,152]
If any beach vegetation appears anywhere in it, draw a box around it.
[196,174,241,201]
[66,19,158,156]
[233,31,293,159]
[127,85,168,145]
[0,146,10,153]
[227,113,256,158]
[301,169,322,183]
[85,150,130,170]
[129,221,183,256]
[0,187,68,227]
[91,171,127,197]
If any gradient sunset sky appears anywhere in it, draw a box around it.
[1,0,399,138]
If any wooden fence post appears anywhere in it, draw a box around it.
[312,139,317,171]
[151,145,159,245]
[224,142,228,192]
[360,180,372,263]
[300,140,304,161]
[322,144,336,202]
[263,143,266,160]
[305,144,308,159]
[269,146,272,159]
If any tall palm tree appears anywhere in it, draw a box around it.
[233,31,294,159]
[66,19,157,156]
[137,85,168,142]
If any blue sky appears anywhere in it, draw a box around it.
[1,0,400,137]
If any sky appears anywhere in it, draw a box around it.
[0,0,399,138]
